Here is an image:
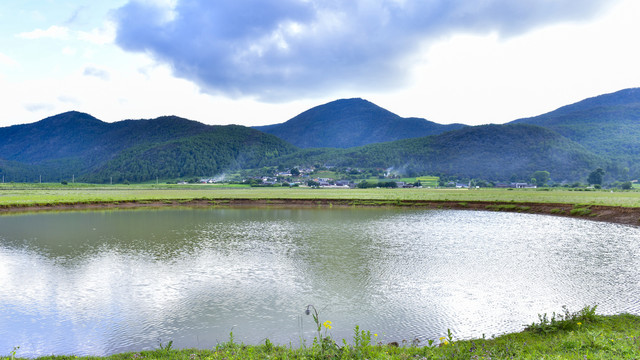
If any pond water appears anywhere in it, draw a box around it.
[1,207,639,357]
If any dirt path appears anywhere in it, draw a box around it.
[2,198,639,227]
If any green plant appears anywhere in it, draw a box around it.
[525,305,599,334]
[263,338,273,352]
[9,346,19,360]
[305,304,338,356]
[570,207,592,216]
[157,339,173,352]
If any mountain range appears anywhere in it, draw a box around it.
[0,113,296,183]
[1,88,639,183]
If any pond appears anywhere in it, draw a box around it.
[1,207,639,357]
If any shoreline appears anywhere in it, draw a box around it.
[2,198,639,226]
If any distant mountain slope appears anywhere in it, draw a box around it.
[0,111,110,164]
[511,88,640,175]
[2,88,636,183]
[0,112,212,166]
[273,124,603,181]
[254,98,466,148]
[0,112,297,182]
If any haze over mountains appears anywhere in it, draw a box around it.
[1,88,639,184]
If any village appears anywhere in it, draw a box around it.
[191,166,543,189]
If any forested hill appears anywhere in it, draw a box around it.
[511,88,640,177]
[271,123,604,181]
[253,98,466,148]
[0,111,298,182]
[2,87,637,183]
[83,125,296,183]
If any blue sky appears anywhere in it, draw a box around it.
[1,0,639,127]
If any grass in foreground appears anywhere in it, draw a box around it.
[7,307,640,359]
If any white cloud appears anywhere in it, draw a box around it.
[25,103,55,112]
[112,0,619,102]
[58,95,80,105]
[62,47,77,56]
[2,0,639,129]
[77,22,116,45]
[83,66,110,80]
[0,52,19,67]
[370,0,640,124]
[17,25,70,40]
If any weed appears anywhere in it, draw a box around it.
[486,204,531,212]
[570,207,592,216]
[9,346,19,360]
[9,308,640,359]
[304,304,339,356]
[525,305,598,334]
[157,339,173,351]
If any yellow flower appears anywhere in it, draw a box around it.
[323,320,332,329]
[577,322,582,326]
[374,334,378,337]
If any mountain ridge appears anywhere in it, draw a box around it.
[511,87,640,178]
[0,112,298,182]
[2,88,640,183]
[254,98,467,148]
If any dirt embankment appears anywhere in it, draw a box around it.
[2,198,640,227]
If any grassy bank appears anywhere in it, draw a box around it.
[1,183,640,208]
[8,308,640,359]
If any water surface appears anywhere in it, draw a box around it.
[1,208,639,357]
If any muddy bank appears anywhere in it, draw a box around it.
[1,198,639,227]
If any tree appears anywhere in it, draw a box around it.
[290,168,300,177]
[620,181,633,190]
[532,171,550,187]
[587,168,605,185]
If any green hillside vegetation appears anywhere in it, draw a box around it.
[0,112,297,183]
[254,98,466,148]
[272,124,603,182]
[2,88,640,184]
[83,126,297,183]
[512,88,640,179]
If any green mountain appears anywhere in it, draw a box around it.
[273,124,604,181]
[511,88,640,178]
[3,88,637,183]
[0,112,297,183]
[84,125,295,183]
[254,98,466,148]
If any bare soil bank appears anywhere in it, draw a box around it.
[2,198,640,227]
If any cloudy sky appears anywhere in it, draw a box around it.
[1,0,639,128]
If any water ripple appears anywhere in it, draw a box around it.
[0,208,639,357]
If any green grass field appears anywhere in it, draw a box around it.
[1,183,640,208]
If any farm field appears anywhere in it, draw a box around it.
[1,183,640,208]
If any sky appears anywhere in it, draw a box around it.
[1,0,640,128]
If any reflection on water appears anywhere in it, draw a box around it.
[1,208,639,357]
